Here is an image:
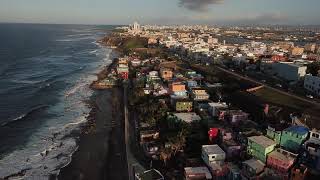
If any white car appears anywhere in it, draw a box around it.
[306,95,314,99]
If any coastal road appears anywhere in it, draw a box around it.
[212,65,320,107]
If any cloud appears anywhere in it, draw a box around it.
[179,0,224,11]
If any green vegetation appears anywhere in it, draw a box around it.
[307,61,320,76]
[253,87,312,110]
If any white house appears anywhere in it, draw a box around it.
[304,74,320,96]
[201,145,226,167]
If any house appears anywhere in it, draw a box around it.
[227,163,241,180]
[185,70,197,78]
[201,145,226,167]
[160,68,173,80]
[227,110,249,124]
[242,158,265,179]
[291,47,305,56]
[208,128,219,143]
[184,167,212,180]
[208,102,228,118]
[169,113,201,124]
[169,82,187,97]
[271,62,307,81]
[304,74,320,96]
[221,139,241,160]
[117,64,129,79]
[186,80,198,89]
[191,88,210,101]
[291,164,308,180]
[135,169,164,180]
[280,126,309,152]
[247,136,277,163]
[131,59,142,67]
[174,99,193,112]
[266,126,283,145]
[267,148,297,173]
[146,71,161,82]
[304,129,320,170]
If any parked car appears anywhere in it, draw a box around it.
[306,95,314,99]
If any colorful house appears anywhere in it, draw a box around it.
[169,82,187,97]
[191,88,210,101]
[184,167,213,180]
[186,80,198,89]
[280,126,309,152]
[117,64,129,79]
[242,158,265,179]
[267,148,297,173]
[266,126,282,145]
[208,102,228,118]
[171,98,193,112]
[247,136,277,163]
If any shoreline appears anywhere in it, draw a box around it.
[58,36,128,179]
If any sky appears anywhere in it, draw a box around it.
[0,0,319,25]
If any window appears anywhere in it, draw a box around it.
[211,155,215,159]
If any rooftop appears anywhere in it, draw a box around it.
[248,136,276,148]
[243,158,265,171]
[184,167,212,179]
[268,148,297,162]
[284,126,309,135]
[173,113,201,123]
[202,144,225,155]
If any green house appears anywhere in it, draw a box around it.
[175,101,193,112]
[266,127,282,145]
[247,136,276,163]
[280,126,309,152]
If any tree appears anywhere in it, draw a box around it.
[307,61,320,76]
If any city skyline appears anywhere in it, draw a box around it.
[0,0,320,25]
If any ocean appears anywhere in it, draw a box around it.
[0,23,114,178]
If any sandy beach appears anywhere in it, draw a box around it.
[58,86,128,180]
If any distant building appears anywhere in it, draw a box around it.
[291,47,305,56]
[191,88,210,101]
[129,21,142,35]
[304,74,320,96]
[272,62,307,81]
[304,43,317,53]
[247,136,277,163]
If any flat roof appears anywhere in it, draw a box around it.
[268,149,297,162]
[173,113,201,123]
[243,158,265,171]
[202,144,225,155]
[284,126,309,135]
[248,136,276,148]
[184,167,212,179]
